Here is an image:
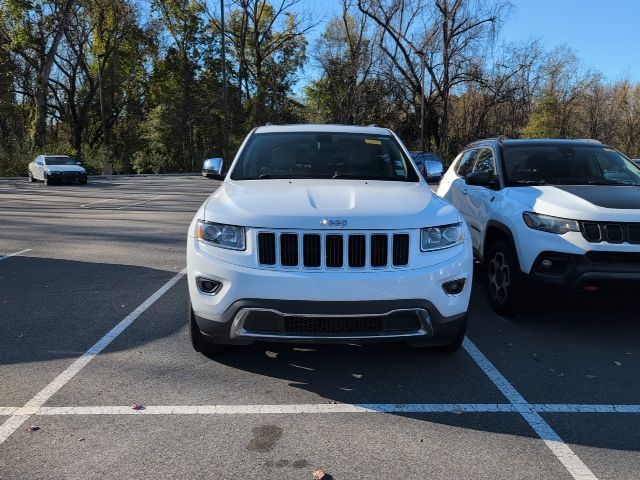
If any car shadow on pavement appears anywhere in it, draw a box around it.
[0,256,184,367]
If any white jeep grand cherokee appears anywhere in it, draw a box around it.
[438,138,640,315]
[187,124,473,354]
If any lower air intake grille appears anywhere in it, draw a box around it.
[242,310,424,336]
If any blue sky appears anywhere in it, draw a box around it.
[293,0,640,84]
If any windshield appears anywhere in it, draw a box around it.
[45,156,76,166]
[502,145,640,186]
[230,132,420,182]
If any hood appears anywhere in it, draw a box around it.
[45,164,86,173]
[507,185,640,221]
[203,179,459,229]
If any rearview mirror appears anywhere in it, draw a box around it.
[202,158,223,179]
[465,171,498,188]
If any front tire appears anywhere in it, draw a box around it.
[486,240,523,316]
[43,173,50,185]
[28,171,35,182]
[189,304,225,356]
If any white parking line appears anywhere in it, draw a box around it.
[0,249,32,262]
[114,195,166,210]
[0,269,186,445]
[1,403,638,416]
[463,337,598,480]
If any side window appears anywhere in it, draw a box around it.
[455,149,479,178]
[473,148,496,175]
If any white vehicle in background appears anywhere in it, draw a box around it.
[28,155,87,185]
[438,138,640,315]
[187,124,473,355]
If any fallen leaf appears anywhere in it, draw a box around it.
[312,469,326,479]
[558,373,565,377]
[351,373,362,379]
[79,438,85,442]
[130,403,144,410]
[586,374,597,379]
[549,368,556,373]
[614,361,622,367]
[450,409,463,415]
[26,425,40,432]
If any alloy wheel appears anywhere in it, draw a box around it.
[488,251,511,305]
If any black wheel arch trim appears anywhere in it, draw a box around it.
[482,220,517,261]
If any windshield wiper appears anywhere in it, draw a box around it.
[508,180,547,186]
[586,179,639,186]
[332,173,372,179]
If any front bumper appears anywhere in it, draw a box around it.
[193,299,467,345]
[48,172,87,183]
[187,237,473,344]
[528,250,640,293]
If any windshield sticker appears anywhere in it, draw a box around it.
[365,138,382,145]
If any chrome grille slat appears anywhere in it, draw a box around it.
[257,231,410,270]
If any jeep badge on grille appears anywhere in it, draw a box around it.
[321,218,348,228]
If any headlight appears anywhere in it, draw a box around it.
[523,212,580,234]
[197,221,245,250]
[421,223,464,251]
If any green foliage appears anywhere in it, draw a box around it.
[522,91,562,138]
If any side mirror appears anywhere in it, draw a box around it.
[465,171,498,188]
[202,158,224,179]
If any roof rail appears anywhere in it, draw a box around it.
[467,137,503,146]
[263,122,273,126]
[572,138,602,143]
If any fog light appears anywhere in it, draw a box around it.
[196,277,222,295]
[443,278,465,295]
[541,259,553,269]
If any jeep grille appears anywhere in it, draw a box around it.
[256,231,411,269]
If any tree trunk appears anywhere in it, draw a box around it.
[32,0,75,150]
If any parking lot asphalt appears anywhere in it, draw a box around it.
[1,176,638,480]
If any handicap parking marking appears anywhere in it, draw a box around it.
[463,337,598,480]
[0,249,32,262]
[0,268,186,445]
